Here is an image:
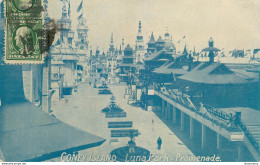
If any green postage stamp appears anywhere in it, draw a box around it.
[5,0,43,64]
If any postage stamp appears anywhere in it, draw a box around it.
[5,0,42,18]
[5,0,44,64]
[5,19,42,61]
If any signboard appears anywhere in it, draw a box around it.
[108,121,133,128]
[106,112,127,118]
[148,89,154,95]
[231,134,244,141]
[111,129,139,137]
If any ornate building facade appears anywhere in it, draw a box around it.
[75,15,89,82]
[50,0,88,99]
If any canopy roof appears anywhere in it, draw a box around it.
[247,66,260,73]
[153,62,188,75]
[201,47,220,52]
[0,102,105,162]
[0,65,105,162]
[179,62,258,84]
[144,50,164,61]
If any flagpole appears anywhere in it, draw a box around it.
[82,0,84,25]
[69,0,71,18]
[82,0,84,15]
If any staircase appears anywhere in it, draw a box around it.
[237,117,260,161]
[242,125,260,161]
[247,125,260,149]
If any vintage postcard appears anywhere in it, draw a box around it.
[0,0,260,163]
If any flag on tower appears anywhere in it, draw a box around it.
[68,0,71,17]
[55,38,61,46]
[78,13,83,20]
[77,0,83,12]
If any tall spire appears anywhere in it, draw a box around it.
[111,33,114,45]
[148,32,155,43]
[138,21,142,33]
[109,33,114,52]
[122,38,125,49]
[183,44,188,55]
[135,21,145,62]
[61,0,68,19]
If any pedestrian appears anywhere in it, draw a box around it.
[152,119,154,131]
[157,137,162,150]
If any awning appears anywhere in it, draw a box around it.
[0,65,105,162]
[0,101,106,162]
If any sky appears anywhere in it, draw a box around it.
[47,0,260,52]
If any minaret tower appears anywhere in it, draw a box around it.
[74,0,89,82]
[57,1,73,47]
[122,38,125,50]
[109,33,115,52]
[107,33,115,58]
[147,32,156,55]
[75,14,88,50]
[135,21,145,63]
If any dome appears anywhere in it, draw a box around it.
[164,39,176,52]
[164,32,170,38]
[124,44,133,52]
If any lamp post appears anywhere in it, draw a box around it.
[144,65,150,111]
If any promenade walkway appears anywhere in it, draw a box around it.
[49,82,195,162]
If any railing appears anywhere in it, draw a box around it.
[203,104,233,121]
[237,117,259,152]
[159,86,197,111]
[154,84,260,154]
[154,84,240,131]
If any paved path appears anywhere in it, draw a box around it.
[49,82,195,162]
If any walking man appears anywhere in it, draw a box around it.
[157,137,162,150]
[152,119,154,131]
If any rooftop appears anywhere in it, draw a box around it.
[153,62,188,75]
[179,62,258,84]
[0,101,105,162]
[156,36,165,43]
[148,32,156,44]
[144,49,164,61]
[124,44,133,52]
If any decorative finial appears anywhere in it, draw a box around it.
[138,21,142,33]
[208,37,214,47]
[110,95,115,102]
